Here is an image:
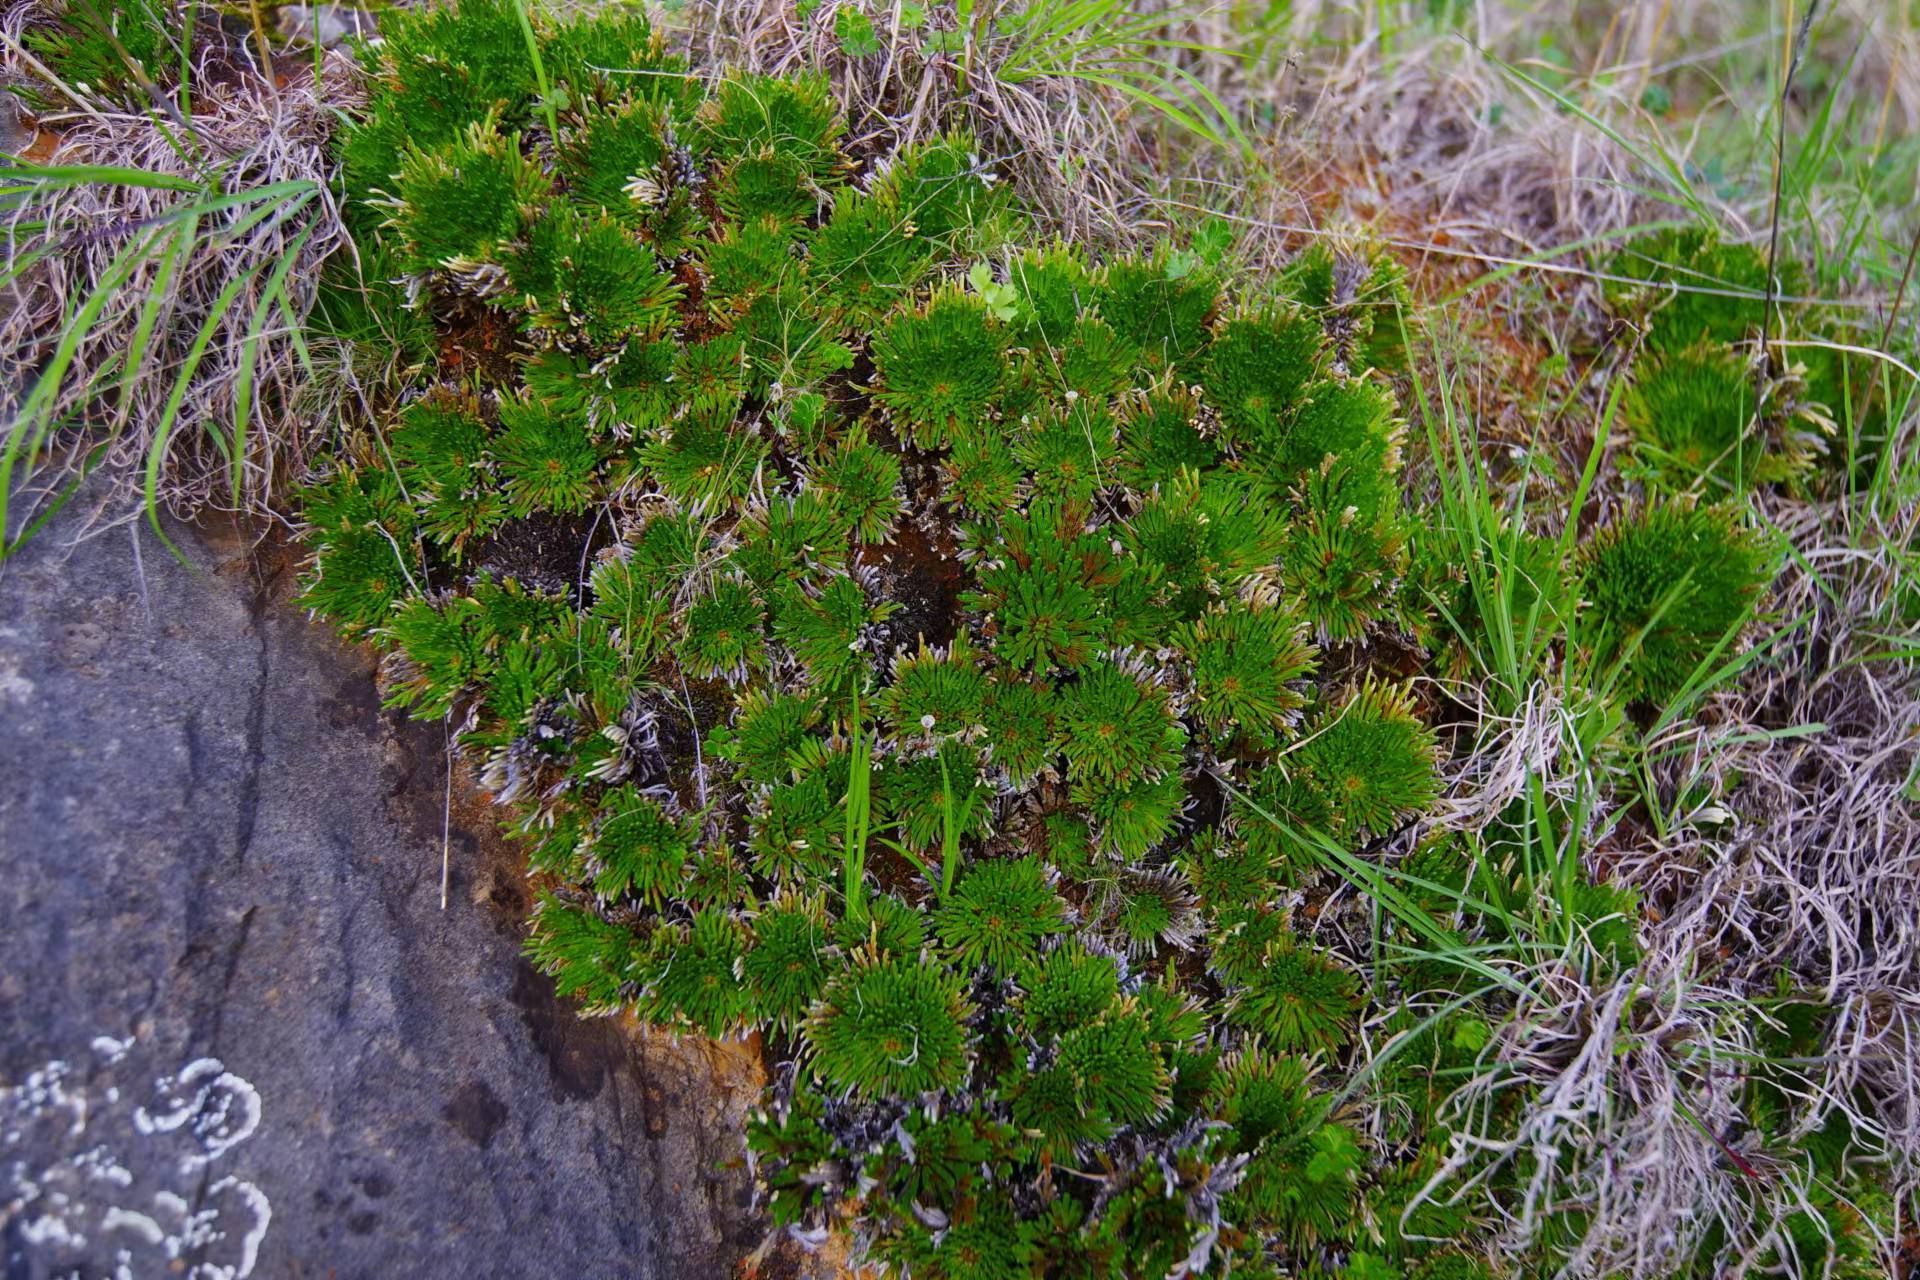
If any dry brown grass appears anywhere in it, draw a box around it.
[1,3,359,544]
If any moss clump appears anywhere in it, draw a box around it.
[805,948,974,1097]
[1578,500,1778,703]
[285,1,1775,1270]
[21,0,183,108]
[1604,227,1777,353]
[933,856,1063,974]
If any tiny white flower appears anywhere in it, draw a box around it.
[920,714,937,730]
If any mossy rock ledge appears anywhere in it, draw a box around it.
[0,496,805,1279]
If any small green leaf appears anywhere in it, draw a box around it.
[1163,248,1202,281]
[835,7,881,57]
[1449,1015,1491,1053]
[1192,216,1235,266]
[921,27,964,56]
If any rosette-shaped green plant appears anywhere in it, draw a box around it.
[1272,376,1403,516]
[740,894,833,1032]
[1013,400,1122,501]
[1623,343,1767,494]
[680,576,766,683]
[1099,248,1220,371]
[1057,659,1185,789]
[1578,500,1777,702]
[713,689,822,784]
[1278,239,1412,373]
[1207,1047,1318,1151]
[524,894,642,1014]
[1281,458,1409,643]
[879,740,994,851]
[885,1203,1040,1280]
[1219,926,1364,1054]
[1180,602,1318,747]
[1233,1120,1368,1248]
[749,773,841,883]
[980,676,1055,787]
[1202,304,1323,447]
[1125,468,1287,621]
[872,287,1010,448]
[1080,770,1187,859]
[1104,867,1203,958]
[20,0,180,109]
[385,391,501,550]
[933,856,1063,974]
[1289,680,1442,840]
[638,907,757,1037]
[588,787,696,904]
[966,501,1119,673]
[1017,943,1121,1038]
[699,71,845,224]
[509,205,683,348]
[1003,1002,1171,1156]
[384,121,551,279]
[805,949,974,1098]
[492,391,602,515]
[1605,227,1776,352]
[1116,382,1222,488]
[879,634,990,737]
[808,427,903,544]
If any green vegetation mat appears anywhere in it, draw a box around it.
[8,0,1914,1275]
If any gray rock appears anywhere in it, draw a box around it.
[275,5,381,49]
[0,96,27,159]
[0,496,791,1279]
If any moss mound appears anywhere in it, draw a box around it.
[289,1,1880,1273]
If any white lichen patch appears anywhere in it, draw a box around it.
[0,657,34,706]
[3,1034,272,1279]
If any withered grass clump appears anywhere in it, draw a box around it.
[1,0,362,547]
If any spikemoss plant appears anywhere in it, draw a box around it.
[933,856,1063,973]
[1578,500,1778,703]
[806,947,973,1097]
[1291,680,1442,840]
[290,3,1848,1270]
[1219,926,1364,1055]
[872,286,1010,448]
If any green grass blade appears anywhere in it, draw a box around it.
[142,267,259,559]
[1,228,158,552]
[231,223,319,504]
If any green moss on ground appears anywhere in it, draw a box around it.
[273,1,1904,1275]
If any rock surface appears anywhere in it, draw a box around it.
[0,496,782,1279]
